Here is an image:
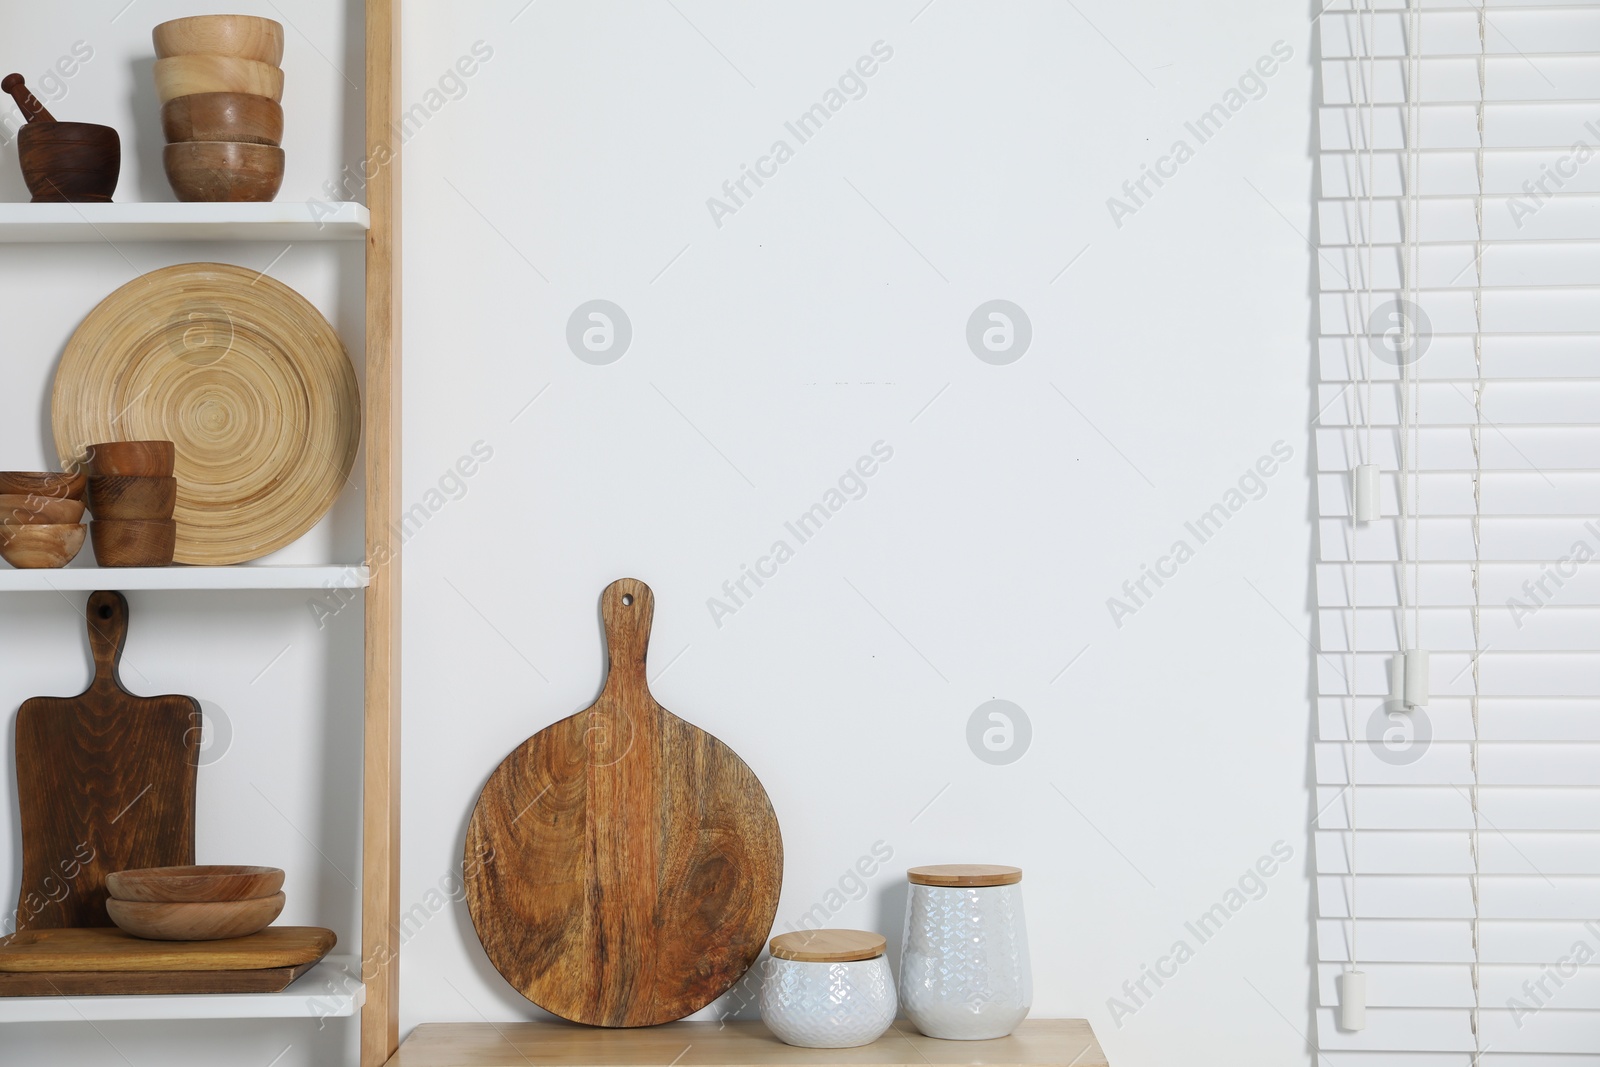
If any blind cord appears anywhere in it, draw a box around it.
[1469,4,1487,1060]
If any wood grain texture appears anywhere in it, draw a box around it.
[153,15,285,65]
[361,0,402,1062]
[0,523,85,568]
[12,591,198,930]
[89,519,176,567]
[163,141,285,203]
[106,891,284,940]
[906,865,1022,887]
[465,578,783,1028]
[0,961,318,996]
[0,494,86,524]
[0,471,85,499]
[52,262,361,565]
[86,441,175,478]
[152,56,284,104]
[0,925,333,972]
[770,930,885,963]
[162,92,283,146]
[16,121,120,203]
[381,1019,1108,1067]
[106,864,282,902]
[86,476,177,521]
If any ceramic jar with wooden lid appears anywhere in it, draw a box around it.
[900,864,1032,1040]
[759,929,897,1048]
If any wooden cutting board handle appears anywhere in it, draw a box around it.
[598,578,654,694]
[86,589,130,693]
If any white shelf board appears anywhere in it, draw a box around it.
[0,564,369,592]
[0,955,363,1022]
[0,202,369,242]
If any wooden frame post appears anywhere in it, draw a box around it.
[362,0,402,1063]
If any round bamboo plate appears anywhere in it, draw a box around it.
[52,263,360,565]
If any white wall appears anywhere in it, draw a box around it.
[0,2,364,1065]
[401,3,1316,1067]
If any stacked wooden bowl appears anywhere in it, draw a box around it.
[86,441,177,567]
[0,471,86,569]
[153,15,285,202]
[106,866,286,941]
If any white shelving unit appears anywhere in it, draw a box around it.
[0,565,370,592]
[0,956,364,1023]
[0,202,368,243]
[0,200,381,1031]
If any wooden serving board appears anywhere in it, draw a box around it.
[0,925,336,972]
[13,591,198,931]
[465,578,783,1028]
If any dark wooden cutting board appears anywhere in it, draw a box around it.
[0,926,335,996]
[12,591,198,931]
[465,578,782,1027]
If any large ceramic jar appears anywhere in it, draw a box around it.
[759,929,897,1048]
[900,864,1031,1040]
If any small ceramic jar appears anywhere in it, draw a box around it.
[759,929,897,1048]
[900,864,1032,1040]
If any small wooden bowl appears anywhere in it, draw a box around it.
[0,471,86,500]
[106,892,285,941]
[86,441,175,478]
[153,15,285,65]
[161,92,283,146]
[107,865,285,903]
[163,141,284,203]
[0,524,86,569]
[17,121,120,203]
[0,494,86,525]
[87,476,177,521]
[91,519,176,567]
[152,56,283,105]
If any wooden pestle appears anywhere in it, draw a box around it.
[2,74,56,124]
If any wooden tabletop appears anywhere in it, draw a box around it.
[385,1019,1106,1067]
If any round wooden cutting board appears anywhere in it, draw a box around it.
[465,578,783,1027]
[51,262,360,565]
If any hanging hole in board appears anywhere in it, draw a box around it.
[622,594,634,606]
[98,603,113,620]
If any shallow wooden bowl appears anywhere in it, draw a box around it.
[163,142,284,202]
[87,476,177,521]
[161,92,283,146]
[152,56,283,105]
[17,121,120,203]
[0,471,86,500]
[90,519,176,567]
[0,494,86,524]
[153,15,284,65]
[106,891,285,941]
[107,865,285,903]
[0,523,86,569]
[87,440,174,477]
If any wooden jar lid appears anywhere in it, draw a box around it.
[769,929,886,962]
[907,864,1023,887]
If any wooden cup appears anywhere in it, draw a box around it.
[0,494,86,525]
[161,92,283,147]
[0,523,87,568]
[90,519,177,567]
[163,142,284,203]
[0,471,87,500]
[87,476,177,521]
[152,56,283,105]
[87,441,176,478]
[153,15,285,65]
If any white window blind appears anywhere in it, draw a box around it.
[1315,0,1600,1060]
